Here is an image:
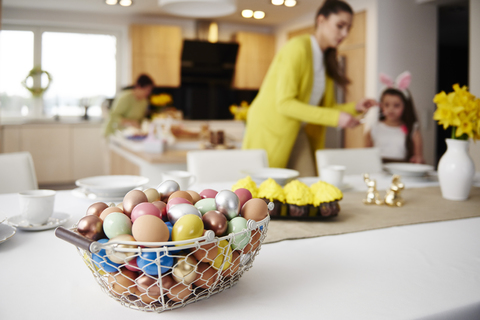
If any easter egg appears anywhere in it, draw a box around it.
[243,229,261,254]
[86,202,108,217]
[130,202,161,223]
[192,230,218,263]
[166,282,192,302]
[99,206,123,221]
[125,257,141,272]
[186,190,201,204]
[172,214,204,246]
[227,217,250,250]
[92,238,121,273]
[172,256,198,285]
[77,215,105,240]
[108,269,137,295]
[132,215,169,244]
[136,274,175,303]
[123,190,148,216]
[222,250,241,278]
[202,210,227,236]
[151,201,167,221]
[234,188,253,209]
[215,190,240,220]
[165,221,173,241]
[166,197,192,212]
[241,198,269,222]
[103,212,132,239]
[194,198,217,215]
[199,189,218,199]
[137,251,174,276]
[210,239,232,271]
[168,190,194,204]
[143,188,160,202]
[157,180,180,202]
[193,262,220,289]
[167,203,202,225]
[106,234,137,264]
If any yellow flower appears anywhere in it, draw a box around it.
[229,101,250,121]
[150,93,173,106]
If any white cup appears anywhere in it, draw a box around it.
[19,189,56,226]
[320,165,346,188]
[162,170,196,190]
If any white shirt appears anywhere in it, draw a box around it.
[370,122,407,160]
[309,35,325,106]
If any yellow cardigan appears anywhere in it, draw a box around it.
[242,34,358,168]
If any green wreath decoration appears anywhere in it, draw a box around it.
[22,66,52,97]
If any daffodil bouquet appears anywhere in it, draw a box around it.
[433,84,480,141]
[150,93,173,107]
[229,101,250,121]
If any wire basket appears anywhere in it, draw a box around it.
[55,215,269,313]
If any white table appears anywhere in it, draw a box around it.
[1,180,480,320]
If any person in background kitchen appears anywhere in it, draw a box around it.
[242,0,376,175]
[103,74,154,136]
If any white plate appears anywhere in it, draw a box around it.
[7,212,72,231]
[75,175,149,197]
[241,168,300,186]
[298,177,353,191]
[383,163,435,177]
[0,212,7,224]
[0,223,16,244]
[71,188,125,202]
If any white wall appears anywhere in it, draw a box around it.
[469,0,480,170]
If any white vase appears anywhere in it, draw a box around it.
[437,138,475,201]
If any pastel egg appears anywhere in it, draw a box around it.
[132,215,169,244]
[125,257,141,272]
[151,201,168,221]
[143,188,160,202]
[227,217,250,250]
[202,210,227,236]
[167,203,202,225]
[186,190,201,204]
[99,206,123,221]
[130,202,161,223]
[199,189,218,199]
[234,188,253,209]
[106,234,137,264]
[86,202,108,217]
[137,251,173,276]
[241,198,269,222]
[103,212,132,239]
[168,190,194,204]
[165,221,173,241]
[123,190,148,217]
[210,239,232,271]
[166,197,192,212]
[194,198,217,215]
[92,238,121,273]
[108,269,137,295]
[172,214,204,246]
[77,215,105,240]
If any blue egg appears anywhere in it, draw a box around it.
[92,238,121,273]
[165,221,173,241]
[137,251,173,276]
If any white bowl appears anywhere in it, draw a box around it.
[75,175,149,197]
[383,163,434,177]
[241,168,300,186]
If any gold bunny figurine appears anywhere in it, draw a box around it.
[384,174,405,207]
[363,173,383,205]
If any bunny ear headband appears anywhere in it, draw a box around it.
[379,71,411,98]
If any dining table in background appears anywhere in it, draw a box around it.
[1,173,480,320]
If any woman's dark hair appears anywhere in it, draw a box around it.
[136,74,154,88]
[379,88,418,161]
[316,0,353,88]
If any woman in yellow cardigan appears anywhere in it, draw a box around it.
[242,0,376,171]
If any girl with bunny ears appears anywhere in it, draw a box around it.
[365,71,425,163]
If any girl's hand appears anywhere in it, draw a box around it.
[338,112,360,128]
[409,155,425,164]
[356,98,378,113]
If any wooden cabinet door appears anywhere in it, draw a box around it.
[233,32,275,90]
[130,24,182,87]
[72,125,107,180]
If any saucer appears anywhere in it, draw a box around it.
[7,212,72,231]
[71,188,124,202]
[0,224,16,244]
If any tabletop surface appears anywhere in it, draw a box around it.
[1,175,479,320]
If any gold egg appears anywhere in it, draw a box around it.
[106,234,137,264]
[172,256,198,285]
[144,188,160,202]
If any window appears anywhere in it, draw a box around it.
[0,28,117,120]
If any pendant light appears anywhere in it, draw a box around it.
[158,0,236,18]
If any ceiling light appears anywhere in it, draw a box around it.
[105,0,118,5]
[119,0,132,6]
[242,9,253,18]
[271,0,284,5]
[253,11,265,19]
[158,0,237,18]
[284,0,297,7]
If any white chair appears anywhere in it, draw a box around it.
[315,147,383,175]
[0,152,38,194]
[187,149,269,184]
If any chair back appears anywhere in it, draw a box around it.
[187,149,269,184]
[0,152,38,194]
[315,148,383,175]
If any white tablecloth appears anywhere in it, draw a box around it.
[1,183,480,319]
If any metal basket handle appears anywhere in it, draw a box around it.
[55,226,97,253]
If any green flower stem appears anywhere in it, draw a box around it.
[451,127,456,139]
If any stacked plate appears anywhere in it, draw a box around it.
[241,168,300,186]
[73,175,149,201]
[383,163,434,177]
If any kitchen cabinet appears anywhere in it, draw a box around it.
[130,24,183,87]
[1,121,106,185]
[233,32,275,90]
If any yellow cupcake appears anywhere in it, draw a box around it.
[310,181,343,206]
[232,176,258,198]
[257,178,286,203]
[283,180,313,206]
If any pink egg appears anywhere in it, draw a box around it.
[166,197,192,211]
[152,201,168,221]
[125,257,141,272]
[130,202,161,223]
[199,189,218,199]
[234,188,253,208]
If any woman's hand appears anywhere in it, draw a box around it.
[355,98,378,113]
[409,154,425,164]
[338,112,360,128]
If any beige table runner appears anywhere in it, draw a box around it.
[264,186,480,244]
